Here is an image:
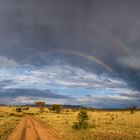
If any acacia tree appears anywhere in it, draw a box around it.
[129,106,137,114]
[35,101,45,112]
[49,104,62,113]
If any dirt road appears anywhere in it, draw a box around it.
[7,117,63,140]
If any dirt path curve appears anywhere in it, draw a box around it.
[7,117,63,140]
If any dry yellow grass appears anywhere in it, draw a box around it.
[0,107,21,140]
[0,106,140,140]
[34,108,140,140]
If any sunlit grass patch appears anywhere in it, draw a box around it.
[0,115,20,140]
[34,109,140,140]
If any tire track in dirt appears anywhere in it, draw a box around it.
[7,118,27,140]
[7,117,63,140]
[32,119,61,140]
[25,118,40,140]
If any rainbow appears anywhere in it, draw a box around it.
[99,29,133,56]
[109,34,132,56]
[49,50,117,75]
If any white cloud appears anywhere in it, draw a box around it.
[27,64,127,89]
[0,63,132,91]
[0,62,139,107]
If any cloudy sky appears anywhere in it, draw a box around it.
[0,0,140,108]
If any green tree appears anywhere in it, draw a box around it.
[49,104,62,113]
[129,106,137,114]
[35,101,45,112]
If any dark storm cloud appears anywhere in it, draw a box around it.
[90,98,140,108]
[78,95,140,108]
[120,92,140,99]
[0,88,72,99]
[0,0,140,91]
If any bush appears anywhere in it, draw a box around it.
[23,107,29,111]
[49,104,62,113]
[72,110,89,130]
[15,107,22,112]
[24,112,34,115]
[128,106,137,114]
[73,120,89,129]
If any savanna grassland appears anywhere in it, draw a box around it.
[0,106,140,140]
[34,108,140,140]
[0,107,21,140]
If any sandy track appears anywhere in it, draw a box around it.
[7,117,63,140]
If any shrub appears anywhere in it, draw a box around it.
[49,104,62,113]
[65,109,69,113]
[24,112,34,115]
[129,106,137,114]
[23,107,29,111]
[15,107,22,112]
[72,110,89,130]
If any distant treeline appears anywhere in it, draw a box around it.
[0,104,139,111]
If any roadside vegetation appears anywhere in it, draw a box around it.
[0,107,20,140]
